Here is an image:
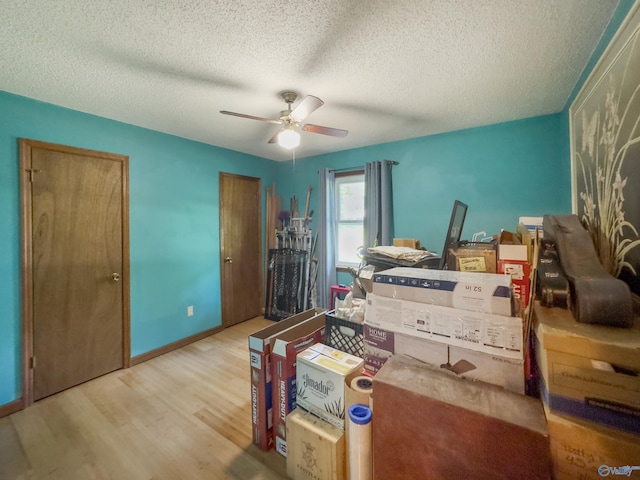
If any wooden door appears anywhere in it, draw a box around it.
[20,139,130,403]
[219,173,262,327]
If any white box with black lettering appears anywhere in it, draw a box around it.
[295,343,364,430]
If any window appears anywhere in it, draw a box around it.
[335,172,365,265]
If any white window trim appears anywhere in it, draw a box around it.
[334,171,365,267]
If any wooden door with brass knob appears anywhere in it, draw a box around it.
[20,139,130,403]
[219,173,261,328]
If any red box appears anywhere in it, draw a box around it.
[248,309,324,450]
[498,232,532,314]
[498,259,531,313]
[271,314,326,457]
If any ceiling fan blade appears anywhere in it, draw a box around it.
[220,110,282,125]
[302,123,348,138]
[289,95,324,122]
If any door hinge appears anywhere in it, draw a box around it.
[26,168,41,182]
[30,356,36,369]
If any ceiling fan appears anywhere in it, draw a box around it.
[220,91,348,149]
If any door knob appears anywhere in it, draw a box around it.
[225,257,233,264]
[111,273,121,282]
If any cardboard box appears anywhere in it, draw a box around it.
[371,267,513,316]
[357,267,374,294]
[498,231,532,313]
[497,233,528,257]
[372,355,551,480]
[544,405,640,480]
[447,242,497,273]
[534,303,640,434]
[516,224,534,263]
[363,322,447,376]
[296,343,364,429]
[498,259,531,315]
[519,216,544,236]
[365,293,523,360]
[248,308,324,450]
[271,314,327,457]
[393,238,420,249]
[363,323,524,393]
[286,408,346,480]
[449,345,525,394]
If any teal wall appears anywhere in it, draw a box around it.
[279,0,637,256]
[279,114,566,255]
[0,0,635,409]
[0,91,277,405]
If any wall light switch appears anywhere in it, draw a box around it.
[187,305,194,317]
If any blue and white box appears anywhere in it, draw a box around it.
[372,267,514,317]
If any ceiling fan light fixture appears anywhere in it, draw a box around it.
[278,128,300,149]
[220,91,347,150]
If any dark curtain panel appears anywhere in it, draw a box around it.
[364,160,394,247]
[317,168,337,309]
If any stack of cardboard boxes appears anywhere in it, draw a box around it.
[248,309,326,452]
[357,249,555,478]
[364,264,551,479]
[248,309,368,480]
[359,259,553,479]
[533,303,640,480]
[246,221,640,479]
[247,230,550,479]
[286,343,364,480]
[363,267,527,394]
[271,315,329,456]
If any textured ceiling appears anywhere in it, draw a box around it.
[0,0,620,161]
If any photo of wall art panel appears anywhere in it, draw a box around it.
[571,4,640,295]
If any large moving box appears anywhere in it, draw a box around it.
[248,309,324,450]
[372,355,551,480]
[363,323,524,393]
[271,314,326,457]
[363,322,447,376]
[545,406,640,480]
[365,293,523,360]
[371,267,513,316]
[534,303,640,434]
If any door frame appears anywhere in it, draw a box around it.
[19,138,131,408]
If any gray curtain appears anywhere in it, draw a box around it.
[364,160,394,248]
[317,168,336,309]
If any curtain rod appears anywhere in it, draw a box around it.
[326,160,399,173]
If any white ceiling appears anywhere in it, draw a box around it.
[0,0,621,161]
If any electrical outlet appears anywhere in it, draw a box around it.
[187,305,194,317]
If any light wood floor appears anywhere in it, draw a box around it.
[0,317,288,480]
